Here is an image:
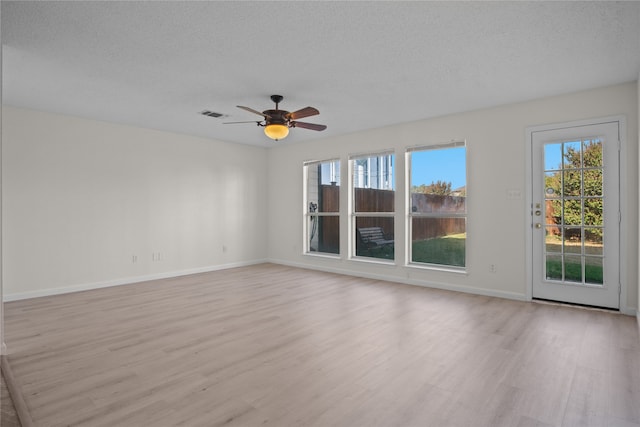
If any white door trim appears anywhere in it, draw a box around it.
[525,115,627,312]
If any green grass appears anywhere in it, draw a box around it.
[545,235,604,284]
[546,260,603,284]
[356,244,395,260]
[357,234,467,264]
[411,234,465,267]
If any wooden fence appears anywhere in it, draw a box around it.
[314,186,466,250]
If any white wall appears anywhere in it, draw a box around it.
[2,107,268,299]
[268,82,639,313]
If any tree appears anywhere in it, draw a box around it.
[545,141,603,240]
[413,180,452,196]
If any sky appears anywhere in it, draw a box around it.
[543,139,606,171]
[411,146,466,190]
[544,141,578,170]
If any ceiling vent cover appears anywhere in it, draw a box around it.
[199,110,227,118]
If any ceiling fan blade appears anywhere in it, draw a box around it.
[287,106,319,120]
[237,105,270,118]
[223,120,263,125]
[291,121,327,131]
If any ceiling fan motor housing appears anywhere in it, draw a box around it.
[263,110,289,127]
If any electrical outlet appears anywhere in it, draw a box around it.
[222,245,227,253]
[132,255,137,263]
[490,264,497,273]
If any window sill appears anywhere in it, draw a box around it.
[349,256,396,266]
[304,252,341,260]
[406,262,467,275]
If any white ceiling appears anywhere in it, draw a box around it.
[2,1,640,148]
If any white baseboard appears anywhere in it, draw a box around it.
[3,259,268,302]
[268,258,528,302]
[619,306,639,316]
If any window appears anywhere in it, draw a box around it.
[407,142,466,268]
[304,160,340,255]
[351,152,395,260]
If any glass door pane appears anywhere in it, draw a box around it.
[543,139,604,286]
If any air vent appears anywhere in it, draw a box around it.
[199,110,227,118]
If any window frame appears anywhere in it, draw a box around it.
[303,158,341,257]
[406,141,468,271]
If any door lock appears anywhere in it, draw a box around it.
[535,223,542,229]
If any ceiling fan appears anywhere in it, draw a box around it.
[224,95,327,141]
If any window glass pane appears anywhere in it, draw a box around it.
[583,169,602,196]
[564,255,583,283]
[544,171,561,198]
[584,198,602,226]
[411,193,465,214]
[546,254,563,280]
[563,170,581,196]
[543,137,606,287]
[408,144,466,269]
[352,155,394,190]
[544,143,563,171]
[585,257,603,285]
[411,217,465,267]
[563,141,582,169]
[545,199,562,226]
[545,227,561,253]
[307,161,340,213]
[564,228,582,254]
[353,154,395,212]
[354,187,395,213]
[563,200,582,225]
[308,215,339,254]
[410,147,466,208]
[355,217,394,260]
[305,160,340,256]
[585,228,603,256]
[583,139,603,168]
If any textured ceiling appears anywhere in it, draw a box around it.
[2,1,640,147]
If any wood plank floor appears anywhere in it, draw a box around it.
[1,370,22,427]
[4,263,640,427]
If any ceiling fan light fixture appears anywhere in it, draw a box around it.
[264,123,289,140]
[228,95,325,140]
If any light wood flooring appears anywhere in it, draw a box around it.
[1,370,22,427]
[4,263,640,426]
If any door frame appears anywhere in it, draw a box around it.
[525,116,628,312]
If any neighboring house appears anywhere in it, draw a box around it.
[353,155,394,190]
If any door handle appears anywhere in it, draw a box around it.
[535,223,542,229]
